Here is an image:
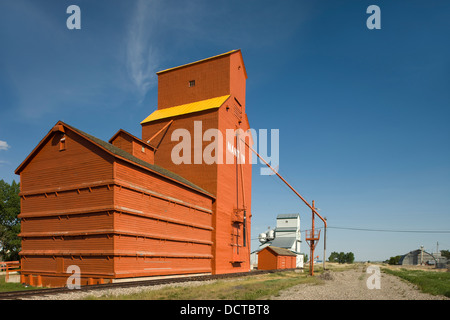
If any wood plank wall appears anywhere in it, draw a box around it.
[18,126,213,287]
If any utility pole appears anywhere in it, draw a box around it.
[420,245,424,265]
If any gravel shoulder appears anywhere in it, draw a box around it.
[270,265,449,300]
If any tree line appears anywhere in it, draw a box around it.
[0,179,21,261]
[328,251,355,264]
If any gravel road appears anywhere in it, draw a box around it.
[270,265,449,300]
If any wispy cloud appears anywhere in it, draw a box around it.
[126,0,161,102]
[0,140,10,151]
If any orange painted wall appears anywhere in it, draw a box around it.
[18,129,116,286]
[142,111,219,196]
[17,124,214,287]
[157,54,231,109]
[141,50,252,275]
[215,94,252,274]
[19,129,114,192]
[112,160,214,277]
[257,248,296,270]
[229,51,247,114]
[109,130,155,164]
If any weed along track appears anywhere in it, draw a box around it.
[0,268,297,300]
[270,265,449,300]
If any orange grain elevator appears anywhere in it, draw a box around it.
[141,49,252,274]
[15,50,253,286]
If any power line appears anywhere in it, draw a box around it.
[251,227,450,240]
[326,226,450,234]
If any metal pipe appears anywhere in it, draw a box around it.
[242,139,327,276]
[241,139,327,228]
[323,217,327,270]
[146,120,173,145]
[237,131,248,248]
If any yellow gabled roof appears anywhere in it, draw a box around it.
[140,95,230,124]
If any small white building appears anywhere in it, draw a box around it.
[251,213,303,268]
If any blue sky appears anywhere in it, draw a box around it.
[0,0,449,262]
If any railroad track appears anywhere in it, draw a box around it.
[0,268,298,300]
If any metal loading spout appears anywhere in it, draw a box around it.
[241,138,327,275]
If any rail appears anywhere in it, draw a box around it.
[0,268,299,300]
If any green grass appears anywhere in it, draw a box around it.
[382,268,450,298]
[0,274,39,292]
[85,271,322,300]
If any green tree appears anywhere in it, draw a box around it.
[328,251,355,263]
[345,252,355,263]
[387,255,402,265]
[441,250,450,260]
[0,179,21,261]
[328,251,339,262]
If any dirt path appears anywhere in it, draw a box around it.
[270,265,449,300]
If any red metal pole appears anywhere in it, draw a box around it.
[237,132,248,249]
[242,140,327,228]
[146,120,173,146]
[310,200,315,276]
